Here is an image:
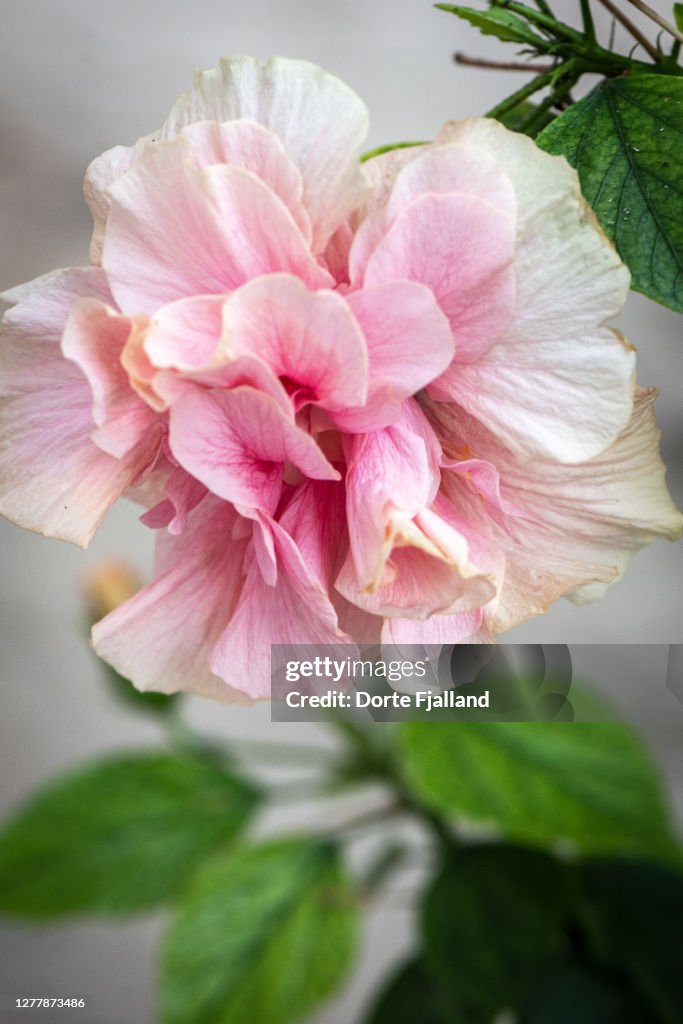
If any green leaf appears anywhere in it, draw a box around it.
[422,844,575,1019]
[674,4,683,34]
[436,4,547,46]
[537,75,683,313]
[366,959,451,1023]
[0,751,258,918]
[497,100,555,138]
[161,838,358,1024]
[398,723,680,861]
[519,959,647,1023]
[579,858,683,1023]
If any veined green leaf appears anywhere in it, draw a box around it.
[161,839,358,1024]
[0,751,258,917]
[538,75,683,312]
[398,723,680,861]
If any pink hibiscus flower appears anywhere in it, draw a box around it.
[0,57,680,701]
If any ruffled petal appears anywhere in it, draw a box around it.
[210,517,354,698]
[338,400,494,618]
[431,326,636,463]
[349,140,515,286]
[144,293,226,371]
[0,269,155,546]
[362,193,515,363]
[220,273,368,412]
[61,298,160,457]
[92,497,249,701]
[343,280,454,407]
[181,119,313,243]
[437,118,630,341]
[429,391,683,631]
[343,398,442,588]
[103,134,331,313]
[169,385,339,513]
[162,56,370,253]
[381,608,488,645]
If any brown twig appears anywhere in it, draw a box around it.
[625,0,683,44]
[454,52,553,72]
[595,0,659,60]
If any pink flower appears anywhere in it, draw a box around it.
[0,57,680,700]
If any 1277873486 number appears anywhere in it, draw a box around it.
[14,998,86,1009]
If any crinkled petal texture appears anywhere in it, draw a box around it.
[1,60,680,702]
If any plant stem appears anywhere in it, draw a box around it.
[328,719,456,849]
[596,0,659,60]
[625,0,683,45]
[454,52,553,72]
[486,66,559,119]
[580,0,596,42]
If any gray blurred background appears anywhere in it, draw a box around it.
[1,1,682,1021]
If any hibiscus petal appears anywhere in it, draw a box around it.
[343,399,442,589]
[210,517,354,698]
[0,269,155,546]
[362,193,515,363]
[103,135,332,313]
[61,298,159,458]
[169,386,339,513]
[92,497,249,701]
[431,391,683,630]
[220,273,368,411]
[431,327,636,464]
[140,465,207,535]
[84,141,149,265]
[382,608,487,645]
[181,119,312,244]
[144,293,226,371]
[349,141,516,285]
[162,56,369,253]
[437,118,630,340]
[345,280,454,399]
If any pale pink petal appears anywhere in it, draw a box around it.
[437,119,630,341]
[430,392,683,630]
[61,298,159,458]
[152,353,290,412]
[349,141,515,284]
[181,119,312,244]
[343,399,442,589]
[162,56,369,253]
[103,134,332,313]
[336,508,495,619]
[442,456,517,528]
[169,386,339,513]
[84,141,148,265]
[344,281,454,399]
[430,327,636,464]
[140,465,207,535]
[362,193,515,363]
[382,608,486,645]
[220,274,368,412]
[0,269,155,546]
[92,497,249,701]
[210,517,354,699]
[144,293,226,370]
[278,477,348,590]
